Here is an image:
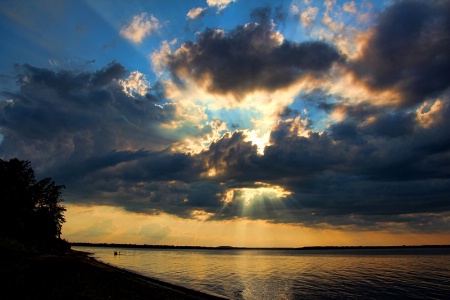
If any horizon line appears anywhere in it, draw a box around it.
[70,242,450,250]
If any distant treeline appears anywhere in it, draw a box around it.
[71,243,248,250]
[70,242,450,250]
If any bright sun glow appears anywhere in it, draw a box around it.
[243,130,271,155]
[221,182,292,205]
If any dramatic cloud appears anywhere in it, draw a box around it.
[164,11,342,97]
[189,102,450,230]
[120,13,160,43]
[350,0,450,106]
[0,63,175,174]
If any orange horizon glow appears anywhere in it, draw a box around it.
[62,204,450,248]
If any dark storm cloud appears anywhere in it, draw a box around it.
[186,106,450,231]
[48,149,151,184]
[362,112,416,138]
[2,63,448,232]
[49,95,450,232]
[145,81,165,102]
[200,131,261,181]
[167,7,342,96]
[0,62,176,174]
[328,105,416,141]
[0,60,232,217]
[52,147,228,218]
[351,0,450,106]
[147,180,226,218]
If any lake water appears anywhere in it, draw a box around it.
[73,246,450,299]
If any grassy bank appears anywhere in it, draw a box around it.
[0,249,225,299]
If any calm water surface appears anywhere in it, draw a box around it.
[73,246,450,299]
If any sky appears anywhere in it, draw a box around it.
[1,0,450,247]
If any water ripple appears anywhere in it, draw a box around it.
[75,247,450,300]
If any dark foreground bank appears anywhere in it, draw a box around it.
[0,249,226,299]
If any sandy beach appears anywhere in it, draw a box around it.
[0,249,226,299]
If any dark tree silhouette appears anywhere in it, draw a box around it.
[0,158,66,249]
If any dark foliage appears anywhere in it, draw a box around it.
[0,158,67,252]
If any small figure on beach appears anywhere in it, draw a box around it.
[114,251,118,256]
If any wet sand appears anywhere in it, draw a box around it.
[0,249,226,299]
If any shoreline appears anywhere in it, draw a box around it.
[77,250,227,299]
[0,249,227,299]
